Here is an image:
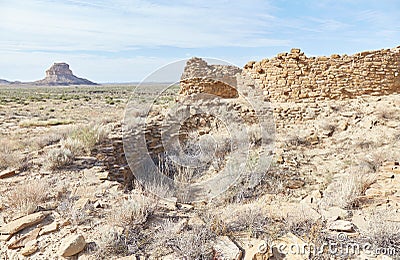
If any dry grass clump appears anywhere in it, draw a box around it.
[95,194,154,257]
[31,129,70,150]
[95,226,142,257]
[282,210,328,257]
[108,194,154,227]
[0,139,27,171]
[60,137,86,156]
[357,151,388,173]
[211,201,269,238]
[61,123,109,155]
[173,225,215,259]
[284,210,321,239]
[44,147,74,170]
[321,168,376,209]
[0,151,25,171]
[3,179,48,215]
[153,221,215,259]
[56,197,92,226]
[364,212,400,252]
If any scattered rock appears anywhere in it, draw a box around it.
[187,216,205,227]
[321,207,349,221]
[365,187,392,197]
[74,197,90,210]
[351,214,369,233]
[376,254,394,260]
[39,221,58,236]
[8,228,40,249]
[0,212,47,238]
[60,218,72,227]
[21,240,38,256]
[212,236,242,260]
[328,220,356,232]
[287,179,305,189]
[307,135,319,145]
[177,203,194,211]
[386,121,398,128]
[243,238,271,260]
[93,200,105,208]
[0,168,18,179]
[276,155,284,164]
[159,197,177,211]
[338,121,349,131]
[58,234,86,257]
[340,112,355,118]
[97,171,109,180]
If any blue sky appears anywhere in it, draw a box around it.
[0,0,399,82]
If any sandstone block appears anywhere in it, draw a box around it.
[328,220,356,232]
[58,234,86,257]
[213,236,242,260]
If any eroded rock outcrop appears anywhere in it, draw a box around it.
[0,79,10,85]
[34,63,97,86]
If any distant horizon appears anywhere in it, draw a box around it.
[1,44,400,84]
[2,43,400,84]
[1,0,399,82]
[0,80,177,85]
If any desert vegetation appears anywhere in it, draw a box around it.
[1,53,400,259]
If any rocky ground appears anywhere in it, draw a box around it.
[0,83,399,259]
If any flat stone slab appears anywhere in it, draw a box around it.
[328,220,356,232]
[0,212,47,237]
[0,168,18,179]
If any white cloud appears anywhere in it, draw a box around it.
[1,0,399,82]
[0,0,286,52]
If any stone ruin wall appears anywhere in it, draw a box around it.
[179,57,241,98]
[179,47,400,104]
[239,46,400,103]
[237,46,400,124]
[114,47,400,188]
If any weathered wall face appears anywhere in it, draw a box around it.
[180,78,239,99]
[239,47,400,102]
[179,57,242,98]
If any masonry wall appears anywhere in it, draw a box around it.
[179,57,241,98]
[239,46,400,102]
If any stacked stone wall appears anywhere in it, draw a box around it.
[179,57,241,98]
[239,47,400,102]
